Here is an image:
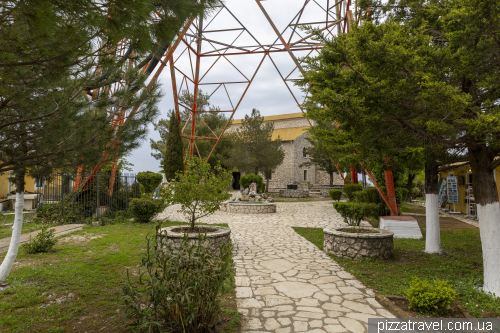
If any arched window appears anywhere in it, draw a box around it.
[303,147,307,157]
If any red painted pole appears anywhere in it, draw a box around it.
[350,167,358,184]
[384,170,399,216]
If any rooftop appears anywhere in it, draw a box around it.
[272,127,309,141]
[231,112,305,125]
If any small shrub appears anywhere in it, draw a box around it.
[406,277,457,315]
[136,171,163,195]
[353,187,389,219]
[397,187,409,203]
[23,225,57,254]
[161,157,231,229]
[411,187,421,199]
[333,202,377,226]
[342,184,363,201]
[123,223,234,333]
[129,198,166,223]
[239,174,265,192]
[329,189,342,201]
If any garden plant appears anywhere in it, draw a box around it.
[123,223,234,333]
[333,202,377,229]
[162,157,231,231]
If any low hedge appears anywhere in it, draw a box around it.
[239,174,265,193]
[329,189,342,201]
[129,198,166,223]
[342,184,363,201]
[333,202,377,226]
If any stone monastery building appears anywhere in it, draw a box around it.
[228,112,344,191]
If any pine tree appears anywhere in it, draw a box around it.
[225,109,285,179]
[163,112,184,181]
[0,0,218,285]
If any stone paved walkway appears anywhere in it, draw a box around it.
[158,200,394,333]
[0,224,84,253]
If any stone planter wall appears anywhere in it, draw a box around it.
[160,225,231,254]
[324,227,394,260]
[222,202,276,214]
[279,189,309,198]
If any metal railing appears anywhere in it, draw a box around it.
[34,173,140,222]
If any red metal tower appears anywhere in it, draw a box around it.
[78,0,399,215]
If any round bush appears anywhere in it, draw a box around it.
[329,189,342,201]
[342,184,363,201]
[333,202,377,226]
[353,187,390,219]
[406,277,457,315]
[411,187,421,198]
[136,171,163,194]
[239,174,265,192]
[129,198,166,223]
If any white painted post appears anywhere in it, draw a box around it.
[425,193,441,253]
[477,203,500,297]
[0,192,24,284]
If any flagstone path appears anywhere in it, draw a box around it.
[158,200,395,333]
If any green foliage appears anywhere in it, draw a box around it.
[23,225,57,254]
[225,109,284,175]
[129,198,166,223]
[411,187,421,199]
[161,157,231,229]
[353,187,389,219]
[406,277,457,316]
[333,202,377,226]
[178,90,233,168]
[122,223,234,333]
[239,174,265,193]
[163,112,184,181]
[136,171,163,195]
[397,188,409,203]
[329,189,342,201]
[342,184,363,201]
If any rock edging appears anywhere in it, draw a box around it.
[324,227,394,260]
[160,225,231,254]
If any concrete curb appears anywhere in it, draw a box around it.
[375,294,413,318]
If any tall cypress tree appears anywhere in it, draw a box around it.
[163,112,184,181]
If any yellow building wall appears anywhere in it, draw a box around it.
[0,172,37,199]
[0,173,9,199]
[440,165,500,215]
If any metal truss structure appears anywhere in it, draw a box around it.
[77,0,399,215]
[168,0,354,160]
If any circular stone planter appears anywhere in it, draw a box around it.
[160,225,231,254]
[323,227,394,260]
[221,202,276,214]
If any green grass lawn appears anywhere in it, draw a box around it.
[0,221,240,333]
[0,221,47,239]
[293,225,500,318]
[399,202,426,214]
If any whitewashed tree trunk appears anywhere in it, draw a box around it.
[424,159,441,254]
[477,203,500,297]
[425,193,441,253]
[0,192,24,284]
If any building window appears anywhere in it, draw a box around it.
[303,147,307,157]
[304,170,307,181]
[35,177,44,189]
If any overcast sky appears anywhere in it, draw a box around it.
[128,0,343,173]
